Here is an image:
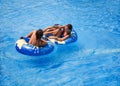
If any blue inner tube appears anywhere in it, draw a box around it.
[15,37,54,56]
[64,30,77,44]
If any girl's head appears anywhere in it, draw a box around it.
[36,29,43,40]
[66,24,72,31]
[65,24,72,35]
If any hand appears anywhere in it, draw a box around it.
[48,36,58,39]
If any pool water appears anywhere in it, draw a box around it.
[0,0,120,86]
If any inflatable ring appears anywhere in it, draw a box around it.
[48,30,77,45]
[15,37,54,56]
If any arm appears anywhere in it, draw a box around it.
[26,31,34,38]
[48,36,58,39]
[44,29,59,35]
[56,35,69,41]
[43,26,55,32]
[40,39,48,47]
[43,27,51,32]
[59,26,64,28]
[44,30,54,34]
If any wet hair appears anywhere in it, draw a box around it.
[36,29,43,40]
[67,24,72,31]
[66,24,72,35]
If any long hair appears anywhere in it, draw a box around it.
[36,29,43,40]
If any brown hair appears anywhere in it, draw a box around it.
[66,24,72,35]
[36,29,43,40]
[67,24,72,31]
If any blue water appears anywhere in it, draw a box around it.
[0,0,120,86]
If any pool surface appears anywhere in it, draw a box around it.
[0,0,120,86]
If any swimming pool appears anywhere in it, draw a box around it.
[0,0,120,86]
